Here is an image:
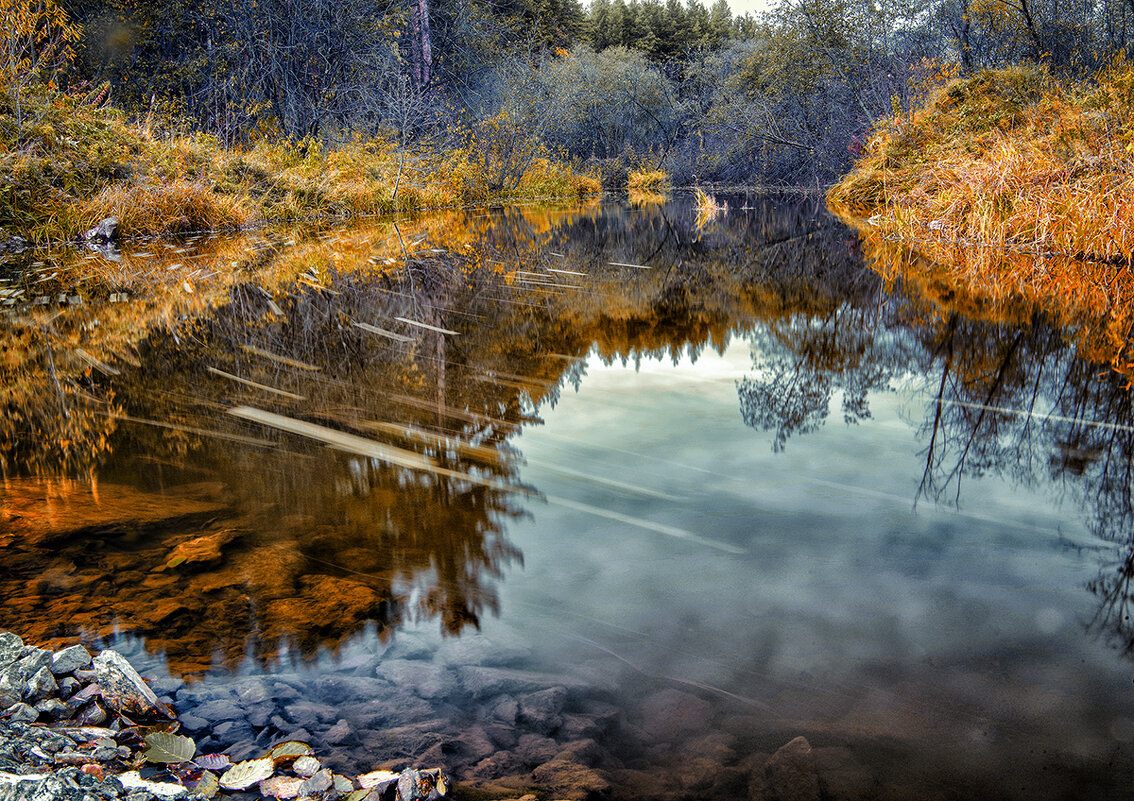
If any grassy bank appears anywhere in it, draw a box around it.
[0,86,601,243]
[828,58,1134,373]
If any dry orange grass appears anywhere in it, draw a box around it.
[1,86,602,241]
[82,180,251,236]
[627,168,671,191]
[829,57,1134,376]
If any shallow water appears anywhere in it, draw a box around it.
[2,195,1134,799]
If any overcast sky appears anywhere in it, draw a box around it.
[728,0,778,15]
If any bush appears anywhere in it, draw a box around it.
[627,168,670,191]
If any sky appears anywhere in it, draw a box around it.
[727,0,778,15]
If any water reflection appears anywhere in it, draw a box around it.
[1,194,1134,689]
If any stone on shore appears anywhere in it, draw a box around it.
[91,649,174,720]
[81,217,117,244]
[50,646,92,676]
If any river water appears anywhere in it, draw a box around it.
[2,194,1134,799]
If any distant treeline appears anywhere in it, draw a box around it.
[28,0,1134,184]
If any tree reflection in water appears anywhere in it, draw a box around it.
[3,195,1134,676]
[737,229,1134,660]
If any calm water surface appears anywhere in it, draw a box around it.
[2,195,1134,799]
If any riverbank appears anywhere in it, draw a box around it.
[0,86,601,245]
[1,623,868,801]
[0,630,451,800]
[827,59,1134,374]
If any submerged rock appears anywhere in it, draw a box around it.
[637,689,712,741]
[762,736,820,801]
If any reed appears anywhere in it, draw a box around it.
[693,186,726,228]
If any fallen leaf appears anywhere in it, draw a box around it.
[192,770,219,799]
[143,732,196,764]
[259,775,304,799]
[195,753,233,771]
[358,770,400,789]
[267,740,314,765]
[219,757,274,790]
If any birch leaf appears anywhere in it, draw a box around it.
[218,757,274,790]
[143,732,196,764]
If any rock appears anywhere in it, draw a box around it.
[483,723,518,750]
[212,720,255,747]
[315,674,385,706]
[33,698,71,720]
[56,677,80,701]
[468,751,525,781]
[684,731,736,761]
[5,703,37,723]
[16,651,53,684]
[82,218,118,244]
[25,667,58,705]
[322,719,352,746]
[74,700,109,726]
[50,646,92,676]
[764,736,821,801]
[384,633,434,661]
[559,714,604,741]
[0,634,24,669]
[516,734,560,766]
[192,699,245,723]
[245,700,275,728]
[232,678,270,706]
[489,698,518,725]
[531,759,611,800]
[177,714,209,732]
[298,768,332,796]
[92,650,173,720]
[455,727,496,762]
[375,660,455,700]
[283,701,336,729]
[433,632,533,667]
[396,768,445,801]
[555,739,604,768]
[637,689,712,741]
[458,667,585,700]
[518,687,567,735]
[813,746,875,799]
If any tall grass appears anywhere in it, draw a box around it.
[0,86,602,243]
[828,57,1134,377]
[627,168,671,191]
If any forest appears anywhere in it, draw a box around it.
[6,0,1134,193]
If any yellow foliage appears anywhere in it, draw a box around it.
[0,0,79,88]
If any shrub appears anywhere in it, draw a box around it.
[627,168,670,191]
